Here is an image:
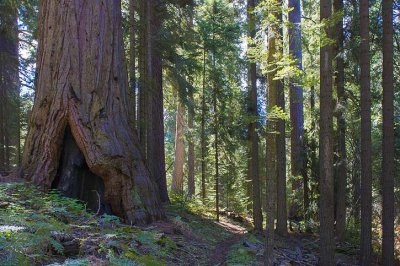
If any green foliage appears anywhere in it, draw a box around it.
[226,242,257,265]
[0,183,187,265]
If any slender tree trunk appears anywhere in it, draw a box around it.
[138,0,148,151]
[309,85,319,227]
[276,78,287,236]
[276,0,287,237]
[129,0,137,129]
[187,11,195,197]
[188,92,195,196]
[334,0,347,242]
[359,0,372,263]
[319,0,335,263]
[21,0,163,224]
[247,0,262,232]
[172,99,185,194]
[0,2,19,172]
[213,50,219,222]
[201,47,207,201]
[382,0,394,264]
[265,14,278,264]
[288,0,304,225]
[0,81,5,172]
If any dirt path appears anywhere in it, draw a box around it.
[208,220,247,266]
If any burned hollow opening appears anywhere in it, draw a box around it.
[52,126,111,215]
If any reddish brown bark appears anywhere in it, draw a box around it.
[21,0,163,224]
[172,100,185,193]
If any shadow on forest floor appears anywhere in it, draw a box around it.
[0,181,384,265]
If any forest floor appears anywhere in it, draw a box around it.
[0,181,384,266]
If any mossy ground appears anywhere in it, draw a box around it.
[0,182,372,266]
[0,182,244,266]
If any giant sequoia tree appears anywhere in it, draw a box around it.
[21,0,163,224]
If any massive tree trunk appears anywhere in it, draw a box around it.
[0,2,20,173]
[359,0,372,263]
[21,0,163,224]
[247,0,262,233]
[319,0,335,263]
[334,0,347,242]
[381,0,394,264]
[288,0,304,224]
[171,100,185,193]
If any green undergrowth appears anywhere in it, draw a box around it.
[0,183,238,266]
[167,194,233,244]
[226,234,261,265]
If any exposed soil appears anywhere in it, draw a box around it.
[208,220,247,266]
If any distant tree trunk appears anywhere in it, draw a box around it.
[382,0,394,264]
[247,0,262,232]
[187,11,195,197]
[334,0,346,242]
[319,0,335,263]
[276,0,287,237]
[359,0,372,263]
[188,93,195,196]
[0,86,4,171]
[265,16,278,265]
[129,0,137,129]
[288,0,304,225]
[351,141,361,222]
[21,0,163,224]
[0,2,19,172]
[138,0,148,151]
[276,79,287,236]
[172,99,185,194]
[309,85,319,226]
[201,47,207,201]
[213,51,220,222]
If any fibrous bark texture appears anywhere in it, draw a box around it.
[21,0,163,224]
